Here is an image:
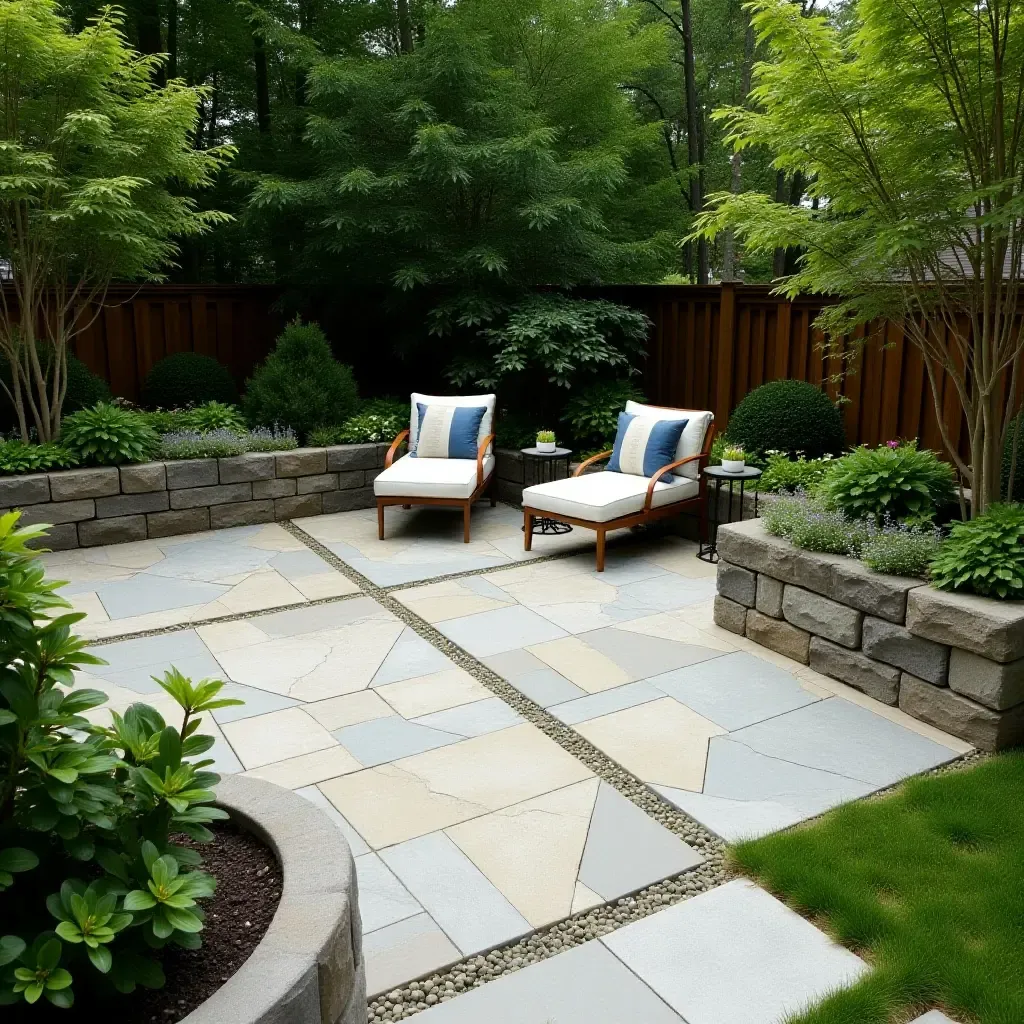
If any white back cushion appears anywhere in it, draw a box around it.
[625,401,713,479]
[410,393,495,455]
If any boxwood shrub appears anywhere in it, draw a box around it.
[726,380,845,460]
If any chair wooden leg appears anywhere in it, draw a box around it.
[523,510,534,551]
[377,502,385,540]
[595,528,606,572]
[463,503,471,543]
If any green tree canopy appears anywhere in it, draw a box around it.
[0,0,229,441]
[697,0,1024,513]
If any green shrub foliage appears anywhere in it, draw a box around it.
[60,404,159,466]
[759,452,834,493]
[243,320,359,441]
[63,357,112,414]
[860,525,941,578]
[0,514,240,1007]
[0,441,78,475]
[561,378,645,449]
[822,441,956,524]
[726,380,845,459]
[930,503,1024,600]
[141,354,237,410]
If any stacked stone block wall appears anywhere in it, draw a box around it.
[0,443,391,551]
[713,519,1024,751]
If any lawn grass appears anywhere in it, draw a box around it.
[731,753,1024,1024]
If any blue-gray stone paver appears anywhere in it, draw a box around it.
[211,682,301,723]
[611,574,718,615]
[728,696,958,788]
[549,681,664,725]
[94,575,228,618]
[268,548,336,579]
[333,715,461,767]
[371,628,454,685]
[380,832,531,955]
[412,697,523,737]
[482,650,587,707]
[649,652,820,730]
[255,597,384,636]
[413,940,685,1023]
[103,652,227,694]
[601,879,867,1024]
[577,782,702,901]
[295,786,371,856]
[579,626,721,679]
[654,735,875,842]
[91,629,212,673]
[439,606,568,658]
[355,852,425,933]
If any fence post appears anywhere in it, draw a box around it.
[716,282,736,433]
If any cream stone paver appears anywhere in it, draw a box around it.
[196,619,270,653]
[68,591,110,624]
[321,723,594,849]
[374,668,492,719]
[446,779,599,928]
[395,582,514,624]
[290,571,360,600]
[576,698,727,791]
[503,574,618,609]
[571,881,605,915]
[244,745,363,788]
[82,604,214,640]
[246,523,308,551]
[527,636,632,693]
[614,610,738,652]
[205,569,306,615]
[306,690,395,730]
[220,706,338,769]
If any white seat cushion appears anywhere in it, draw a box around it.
[523,471,699,523]
[625,401,713,480]
[374,454,495,500]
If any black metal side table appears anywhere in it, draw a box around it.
[698,465,762,563]
[520,447,573,535]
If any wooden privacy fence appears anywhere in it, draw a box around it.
[597,283,1024,462]
[62,284,284,404]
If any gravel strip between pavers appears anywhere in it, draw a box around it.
[280,520,729,1022]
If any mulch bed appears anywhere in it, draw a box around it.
[129,821,283,1023]
[12,821,283,1023]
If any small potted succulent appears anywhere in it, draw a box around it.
[721,443,746,473]
[536,429,557,453]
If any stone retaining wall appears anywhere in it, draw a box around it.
[713,519,1024,751]
[0,443,391,551]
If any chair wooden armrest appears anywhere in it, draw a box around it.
[644,453,706,511]
[385,429,409,468]
[573,450,613,477]
[477,434,495,488]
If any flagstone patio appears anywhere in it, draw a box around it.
[54,502,974,1020]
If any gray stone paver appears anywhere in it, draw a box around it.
[56,508,977,1018]
[602,879,868,1024]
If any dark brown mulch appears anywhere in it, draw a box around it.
[127,821,283,1023]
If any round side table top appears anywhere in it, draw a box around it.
[521,447,573,458]
[703,465,763,480]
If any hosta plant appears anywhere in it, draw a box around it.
[930,503,1024,600]
[0,513,240,1009]
[822,441,956,524]
[59,403,159,466]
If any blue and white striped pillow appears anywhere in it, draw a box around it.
[412,403,487,459]
[607,413,689,477]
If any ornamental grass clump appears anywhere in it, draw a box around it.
[929,503,1024,600]
[0,514,240,1008]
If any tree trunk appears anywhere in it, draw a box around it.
[680,0,707,283]
[254,34,271,134]
[166,0,177,80]
[397,0,414,54]
[772,170,788,278]
[136,0,165,85]
[296,0,312,106]
[722,17,755,282]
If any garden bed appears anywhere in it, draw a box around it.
[713,519,1024,750]
[0,443,391,550]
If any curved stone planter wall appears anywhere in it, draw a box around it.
[714,519,1024,751]
[183,774,366,1024]
[0,443,391,551]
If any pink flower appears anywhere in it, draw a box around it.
[886,439,900,449]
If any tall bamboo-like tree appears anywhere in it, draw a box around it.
[696,0,1024,513]
[0,1,230,440]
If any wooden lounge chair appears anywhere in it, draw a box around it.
[521,404,715,571]
[374,393,496,543]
